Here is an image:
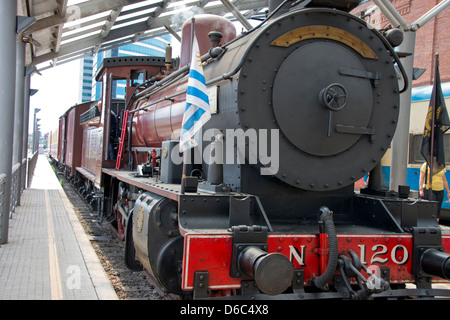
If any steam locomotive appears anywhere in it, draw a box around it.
[49,0,450,299]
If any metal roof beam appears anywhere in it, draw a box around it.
[220,0,254,30]
[61,25,103,42]
[25,0,144,35]
[56,0,68,17]
[146,0,169,27]
[31,0,268,66]
[119,2,163,16]
[39,27,168,70]
[164,23,181,42]
[62,15,106,33]
[411,0,450,31]
[52,0,69,66]
[113,11,152,27]
[102,6,123,38]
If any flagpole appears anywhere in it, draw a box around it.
[429,54,439,199]
[180,17,196,195]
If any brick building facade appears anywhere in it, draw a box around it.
[352,0,450,88]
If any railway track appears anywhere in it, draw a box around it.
[55,170,167,300]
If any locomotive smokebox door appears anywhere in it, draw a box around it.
[273,41,373,157]
[236,10,400,191]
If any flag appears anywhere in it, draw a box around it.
[179,35,211,152]
[420,54,450,174]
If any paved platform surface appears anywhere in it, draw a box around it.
[0,155,118,300]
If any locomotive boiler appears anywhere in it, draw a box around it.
[56,0,450,300]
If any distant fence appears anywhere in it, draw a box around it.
[27,151,38,188]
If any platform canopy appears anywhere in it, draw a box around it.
[17,0,270,71]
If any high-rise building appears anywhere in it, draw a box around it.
[79,35,171,103]
[79,56,94,103]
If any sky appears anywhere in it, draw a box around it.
[30,60,81,135]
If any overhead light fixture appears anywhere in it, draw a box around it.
[25,66,37,77]
[413,67,426,80]
[16,16,36,34]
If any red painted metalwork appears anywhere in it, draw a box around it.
[131,79,187,148]
[182,232,450,292]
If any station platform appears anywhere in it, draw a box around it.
[0,155,118,300]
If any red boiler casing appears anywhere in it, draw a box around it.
[131,14,237,148]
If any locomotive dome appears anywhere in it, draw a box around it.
[179,14,237,67]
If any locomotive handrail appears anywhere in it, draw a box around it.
[134,62,192,101]
[133,47,227,104]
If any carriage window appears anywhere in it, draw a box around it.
[130,70,146,86]
[409,134,450,164]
